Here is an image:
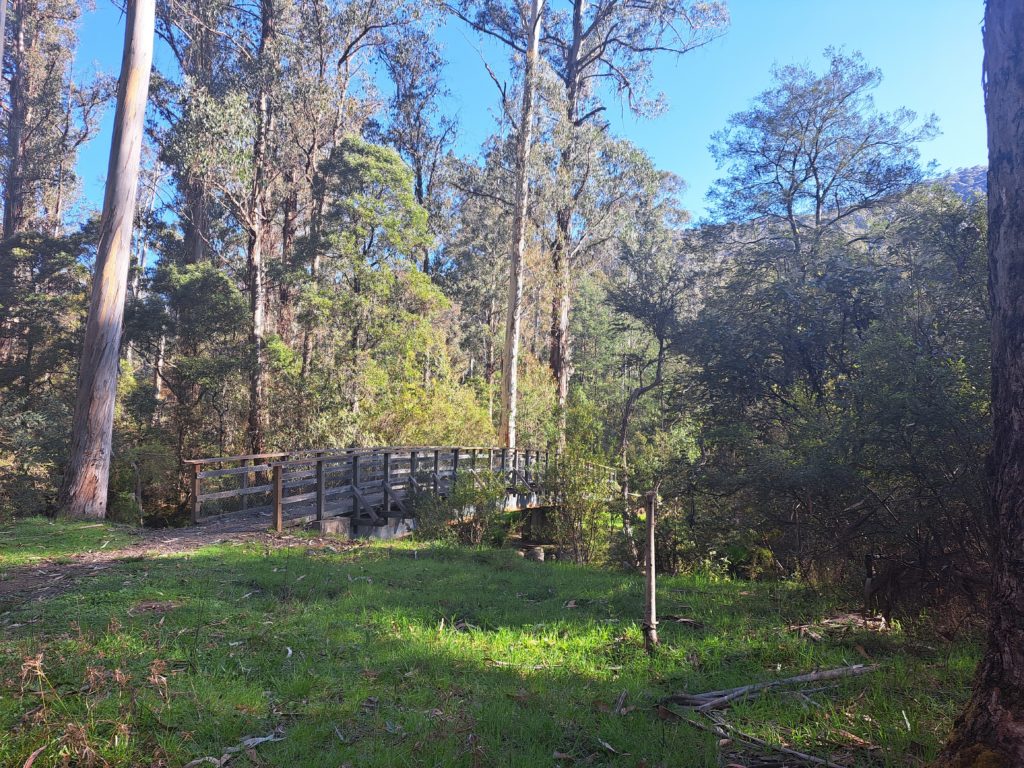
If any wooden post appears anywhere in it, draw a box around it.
[525,450,532,485]
[351,453,361,517]
[190,463,201,524]
[451,447,460,493]
[643,489,659,653]
[240,457,250,511]
[410,450,418,492]
[273,464,283,533]
[383,451,392,513]
[316,452,325,521]
[433,449,440,494]
[501,448,508,480]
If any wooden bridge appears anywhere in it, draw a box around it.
[185,446,615,537]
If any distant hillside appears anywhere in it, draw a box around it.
[940,165,987,199]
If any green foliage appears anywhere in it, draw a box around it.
[321,136,432,265]
[412,470,507,546]
[550,449,616,564]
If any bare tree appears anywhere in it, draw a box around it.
[58,0,155,518]
[939,1,1024,764]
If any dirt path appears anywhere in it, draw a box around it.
[0,510,277,608]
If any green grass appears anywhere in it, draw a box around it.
[0,521,977,767]
[0,516,137,568]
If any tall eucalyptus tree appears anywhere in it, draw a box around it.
[58,0,155,518]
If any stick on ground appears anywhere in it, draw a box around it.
[660,664,878,710]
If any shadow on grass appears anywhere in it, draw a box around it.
[0,540,976,767]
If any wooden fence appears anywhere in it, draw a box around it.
[185,446,556,531]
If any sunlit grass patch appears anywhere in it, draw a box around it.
[0,516,137,569]
[0,530,977,767]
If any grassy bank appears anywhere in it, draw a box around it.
[0,516,137,569]
[0,519,976,766]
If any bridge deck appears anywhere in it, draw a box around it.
[185,446,578,534]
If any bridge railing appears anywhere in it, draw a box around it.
[186,446,551,528]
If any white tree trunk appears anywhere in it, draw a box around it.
[58,0,155,518]
[499,0,544,450]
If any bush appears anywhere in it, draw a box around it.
[411,469,508,546]
[107,491,143,525]
[550,451,615,564]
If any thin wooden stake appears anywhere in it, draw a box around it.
[643,489,659,653]
[272,465,283,533]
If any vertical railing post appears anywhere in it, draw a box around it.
[433,449,440,494]
[525,450,532,486]
[351,453,361,517]
[273,464,283,533]
[190,463,201,523]
[383,451,392,514]
[500,448,508,482]
[240,457,250,511]
[316,451,325,521]
[451,447,460,494]
[410,450,418,492]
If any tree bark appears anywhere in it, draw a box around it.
[57,0,154,518]
[245,0,276,457]
[549,233,572,452]
[938,2,1024,765]
[548,0,586,453]
[498,0,544,450]
[3,0,30,238]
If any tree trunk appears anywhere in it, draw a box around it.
[246,211,268,456]
[549,240,572,451]
[181,174,210,264]
[151,333,165,427]
[4,0,30,238]
[0,0,8,71]
[278,179,298,341]
[498,0,544,450]
[547,0,585,454]
[938,2,1024,765]
[57,0,154,518]
[245,0,275,457]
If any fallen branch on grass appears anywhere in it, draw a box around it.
[660,664,878,711]
[182,727,285,768]
[657,705,847,768]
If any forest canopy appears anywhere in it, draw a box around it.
[0,2,990,613]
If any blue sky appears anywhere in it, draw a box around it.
[75,0,986,221]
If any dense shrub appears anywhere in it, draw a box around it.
[411,469,508,546]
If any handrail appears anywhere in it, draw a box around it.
[187,445,552,525]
